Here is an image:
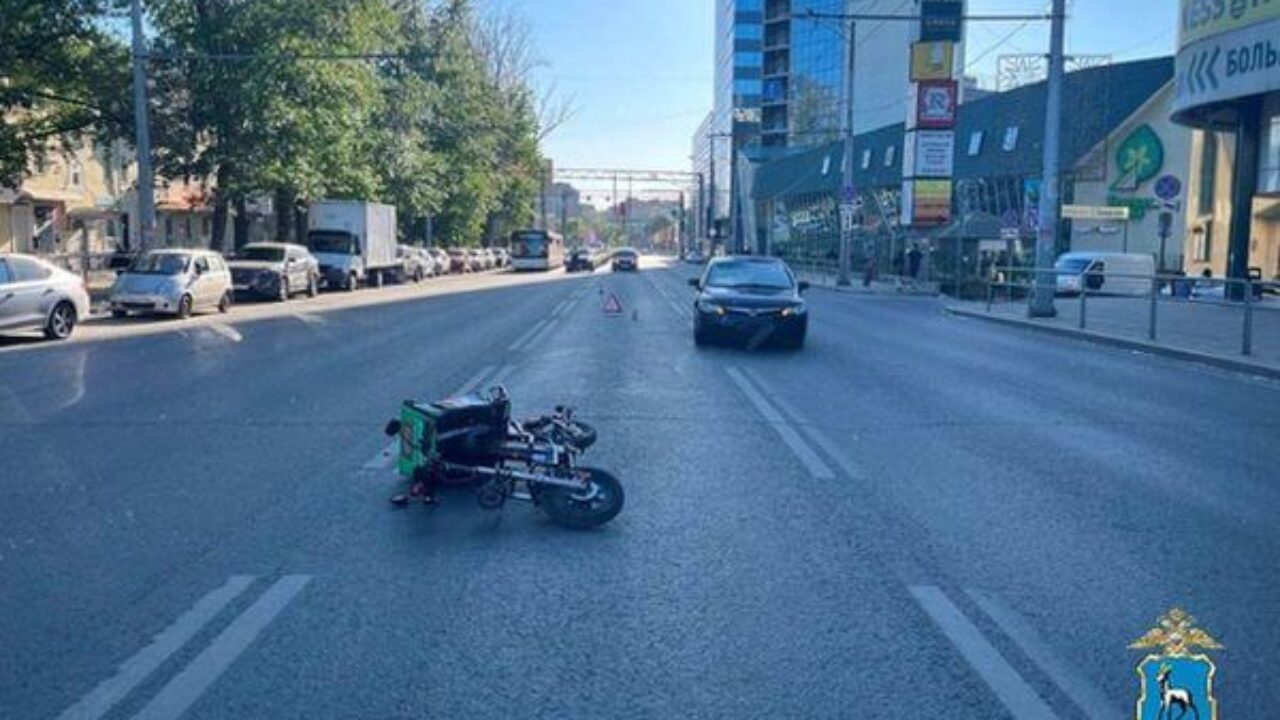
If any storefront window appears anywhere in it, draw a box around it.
[1260,111,1280,195]
[1198,131,1217,215]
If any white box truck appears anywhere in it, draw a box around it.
[307,200,398,290]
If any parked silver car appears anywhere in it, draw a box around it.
[229,242,319,301]
[0,253,91,340]
[397,245,434,283]
[109,249,233,319]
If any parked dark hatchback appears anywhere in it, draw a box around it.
[690,256,809,349]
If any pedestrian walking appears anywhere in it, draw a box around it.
[907,245,923,280]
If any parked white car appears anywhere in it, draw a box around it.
[0,253,91,340]
[109,249,233,318]
[1054,252,1155,296]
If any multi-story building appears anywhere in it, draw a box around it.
[713,0,765,246]
[759,0,913,152]
[691,112,715,240]
[544,182,581,235]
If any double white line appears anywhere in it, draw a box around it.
[361,363,516,471]
[58,575,311,720]
[646,273,692,322]
[724,365,1117,720]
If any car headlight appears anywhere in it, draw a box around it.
[780,303,807,317]
[696,300,726,316]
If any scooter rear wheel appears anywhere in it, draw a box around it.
[539,467,624,530]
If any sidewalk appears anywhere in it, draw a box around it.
[947,294,1280,379]
[793,268,939,296]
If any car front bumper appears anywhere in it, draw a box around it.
[110,293,181,315]
[695,307,807,343]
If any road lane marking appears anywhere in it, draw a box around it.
[521,318,559,352]
[551,299,570,317]
[56,576,256,720]
[205,323,243,343]
[726,367,834,480]
[738,367,866,481]
[508,320,549,351]
[454,364,497,396]
[131,576,311,720]
[488,364,516,387]
[908,586,1060,720]
[965,589,1117,720]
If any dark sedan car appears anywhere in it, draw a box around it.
[690,256,809,349]
[566,248,596,273]
[612,248,639,272]
[228,242,319,301]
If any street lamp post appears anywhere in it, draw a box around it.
[837,19,857,286]
[1028,0,1067,318]
[130,0,157,251]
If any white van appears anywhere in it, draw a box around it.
[1054,252,1155,296]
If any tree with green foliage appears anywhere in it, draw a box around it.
[0,0,131,187]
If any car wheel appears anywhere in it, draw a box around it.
[278,277,290,302]
[415,267,424,283]
[218,292,232,314]
[694,324,711,348]
[346,273,358,292]
[307,274,319,297]
[176,294,194,319]
[44,301,77,340]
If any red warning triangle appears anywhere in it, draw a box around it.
[602,292,623,315]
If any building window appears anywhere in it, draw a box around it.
[968,131,984,156]
[67,158,84,190]
[884,145,896,167]
[1002,126,1019,152]
[861,149,872,169]
[1194,222,1212,262]
[1198,131,1217,215]
[1260,112,1280,195]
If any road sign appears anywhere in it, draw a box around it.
[1154,174,1183,201]
[920,0,963,42]
[916,80,958,129]
[911,42,956,81]
[1062,204,1131,221]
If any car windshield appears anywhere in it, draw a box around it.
[1055,257,1092,273]
[513,234,547,258]
[308,232,355,254]
[704,260,793,290]
[130,253,189,275]
[237,247,285,262]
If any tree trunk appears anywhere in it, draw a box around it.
[211,167,229,253]
[234,198,249,249]
[294,202,308,247]
[274,188,294,243]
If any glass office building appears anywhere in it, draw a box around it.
[713,0,764,236]
[762,0,844,149]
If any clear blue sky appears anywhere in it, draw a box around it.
[501,0,1178,174]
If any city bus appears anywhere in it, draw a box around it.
[509,229,565,271]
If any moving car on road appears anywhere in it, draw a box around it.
[510,229,565,271]
[690,256,809,349]
[612,247,639,272]
[565,247,599,273]
[110,249,233,319]
[229,242,319,301]
[0,253,91,340]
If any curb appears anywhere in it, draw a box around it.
[806,282,940,298]
[945,306,1280,381]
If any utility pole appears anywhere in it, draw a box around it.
[1028,0,1066,318]
[678,190,686,257]
[130,0,157,251]
[837,19,857,286]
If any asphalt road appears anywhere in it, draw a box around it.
[1,258,1276,719]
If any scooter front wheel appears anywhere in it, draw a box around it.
[539,467,624,530]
